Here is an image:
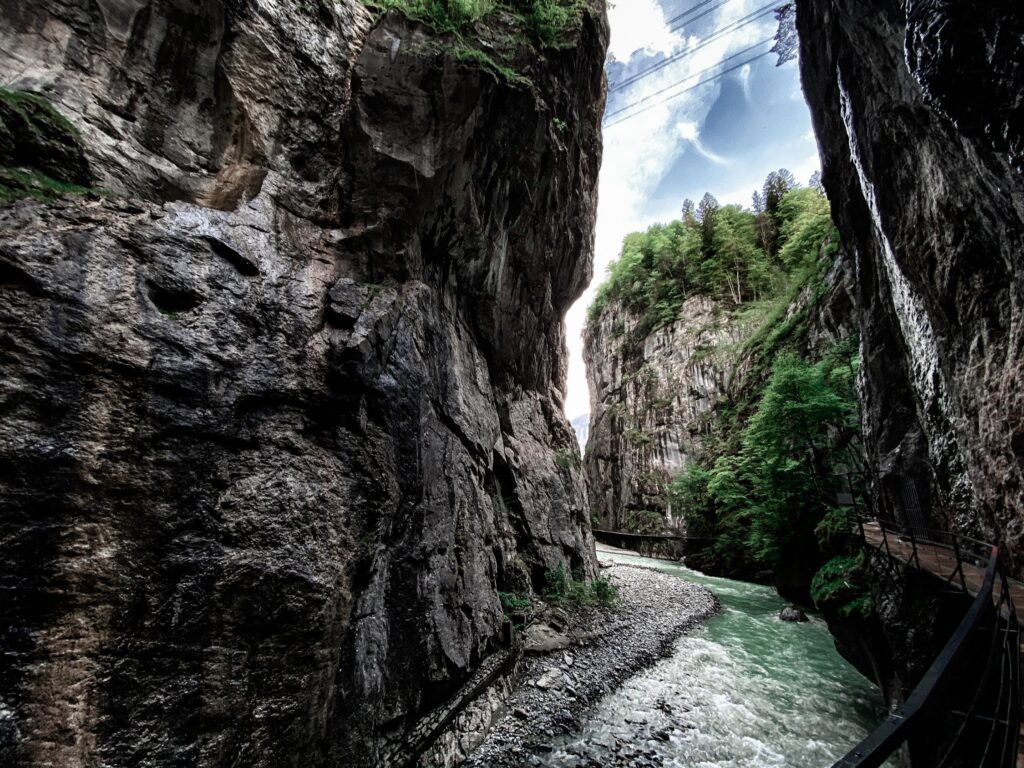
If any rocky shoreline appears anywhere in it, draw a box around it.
[463,559,719,766]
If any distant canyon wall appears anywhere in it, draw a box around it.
[583,256,854,534]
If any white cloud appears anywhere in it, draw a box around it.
[607,0,681,62]
[737,63,753,101]
[676,120,727,164]
[563,0,778,419]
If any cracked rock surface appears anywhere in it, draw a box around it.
[796,0,1024,558]
[0,1,608,765]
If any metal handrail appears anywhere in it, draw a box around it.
[832,550,1002,768]
[591,528,716,542]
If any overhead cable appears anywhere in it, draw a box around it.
[608,2,779,93]
[604,49,776,129]
[603,37,775,121]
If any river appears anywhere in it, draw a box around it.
[542,549,889,767]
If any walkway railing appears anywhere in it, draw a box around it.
[833,514,1021,768]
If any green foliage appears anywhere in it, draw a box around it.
[554,447,579,469]
[0,88,101,207]
[810,553,872,618]
[669,465,714,539]
[674,340,864,584]
[625,509,663,534]
[591,170,870,616]
[587,180,833,334]
[0,167,93,206]
[625,427,651,445]
[364,0,493,31]
[542,562,569,600]
[587,573,619,607]
[524,0,586,47]
[498,590,531,627]
[360,0,585,48]
[776,187,836,267]
[544,562,618,608]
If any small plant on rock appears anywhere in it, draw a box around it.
[542,562,569,601]
[498,590,531,627]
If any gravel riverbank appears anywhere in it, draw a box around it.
[463,559,719,766]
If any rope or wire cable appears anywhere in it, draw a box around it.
[609,2,779,93]
[668,0,736,32]
[665,0,733,31]
[604,49,774,128]
[604,37,774,121]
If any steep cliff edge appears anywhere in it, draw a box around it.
[582,187,856,567]
[0,2,607,766]
[584,294,740,531]
[795,0,1023,709]
[796,0,1024,559]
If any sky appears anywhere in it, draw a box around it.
[562,0,821,419]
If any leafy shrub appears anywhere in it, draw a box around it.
[588,573,618,607]
[542,562,569,600]
[810,554,871,618]
[625,509,663,534]
[541,562,618,609]
[498,590,531,627]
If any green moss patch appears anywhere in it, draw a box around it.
[0,88,95,207]
[360,0,589,85]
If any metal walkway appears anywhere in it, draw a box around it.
[834,516,1022,768]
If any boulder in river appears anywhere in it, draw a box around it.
[780,605,810,622]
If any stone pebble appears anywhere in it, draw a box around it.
[463,563,719,767]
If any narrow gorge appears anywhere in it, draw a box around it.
[0,0,1021,766]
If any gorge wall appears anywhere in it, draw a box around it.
[584,294,740,531]
[0,2,607,765]
[796,0,1024,561]
[795,0,1024,712]
[584,232,855,540]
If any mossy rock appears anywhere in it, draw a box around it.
[0,88,92,206]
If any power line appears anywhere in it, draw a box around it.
[603,37,774,122]
[604,49,776,129]
[665,0,732,30]
[667,0,735,33]
[609,2,780,94]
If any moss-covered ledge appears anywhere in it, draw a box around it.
[0,88,96,206]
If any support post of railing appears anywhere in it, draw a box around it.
[953,536,968,593]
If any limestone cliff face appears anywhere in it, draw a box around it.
[0,2,607,766]
[583,252,855,534]
[584,296,741,530]
[796,0,1024,561]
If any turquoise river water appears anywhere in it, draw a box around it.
[543,550,889,768]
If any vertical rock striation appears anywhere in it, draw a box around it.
[0,1,608,765]
[796,0,1024,559]
[584,295,741,530]
[583,253,855,536]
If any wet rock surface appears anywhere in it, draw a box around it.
[796,0,1024,557]
[796,0,1024,716]
[463,563,718,767]
[0,1,608,766]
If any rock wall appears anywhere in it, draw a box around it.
[0,2,607,766]
[796,0,1024,561]
[583,295,741,530]
[583,252,854,534]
